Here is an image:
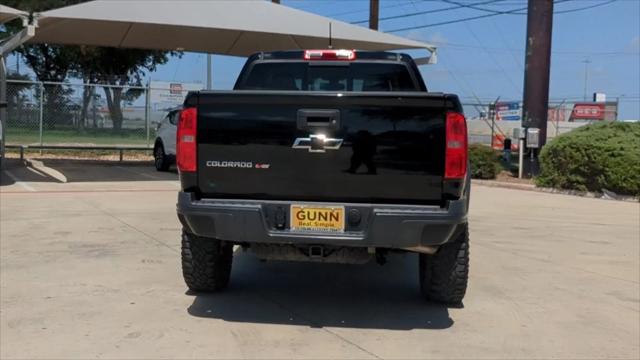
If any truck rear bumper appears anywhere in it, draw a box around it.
[176,192,468,250]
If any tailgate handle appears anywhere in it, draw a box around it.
[297,109,340,130]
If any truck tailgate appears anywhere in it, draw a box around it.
[195,91,448,205]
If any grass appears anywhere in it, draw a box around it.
[6,128,154,146]
[5,148,153,161]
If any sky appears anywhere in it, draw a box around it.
[7,0,640,119]
[147,0,640,120]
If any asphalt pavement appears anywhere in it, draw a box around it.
[1,158,638,359]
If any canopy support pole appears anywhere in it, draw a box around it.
[0,23,36,161]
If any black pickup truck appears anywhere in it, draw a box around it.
[176,49,470,304]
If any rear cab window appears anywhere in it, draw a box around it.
[236,62,420,92]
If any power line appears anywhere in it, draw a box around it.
[489,18,524,71]
[436,52,508,137]
[324,0,617,28]
[325,0,424,18]
[386,0,572,32]
[445,66,489,113]
[426,0,616,16]
[440,0,527,14]
[386,5,529,32]
[553,0,617,14]
[384,0,618,32]
[581,58,592,101]
[463,22,522,94]
[351,0,507,24]
[425,40,638,56]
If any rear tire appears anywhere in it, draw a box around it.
[154,142,170,172]
[419,223,469,305]
[181,231,233,292]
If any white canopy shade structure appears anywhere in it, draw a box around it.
[0,0,436,156]
[30,0,436,57]
[0,5,27,24]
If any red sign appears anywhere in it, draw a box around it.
[548,107,566,122]
[571,103,605,121]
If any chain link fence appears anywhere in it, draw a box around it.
[4,79,619,149]
[5,79,196,147]
[462,100,619,149]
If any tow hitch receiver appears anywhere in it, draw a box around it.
[309,246,324,258]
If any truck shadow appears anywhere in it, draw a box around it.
[187,252,455,330]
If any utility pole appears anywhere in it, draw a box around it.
[369,0,379,30]
[582,58,591,101]
[521,0,554,177]
[489,101,497,149]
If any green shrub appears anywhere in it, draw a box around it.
[536,121,640,195]
[469,144,500,179]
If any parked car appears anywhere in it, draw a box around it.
[0,102,5,168]
[153,107,180,171]
[0,117,4,168]
[176,50,470,304]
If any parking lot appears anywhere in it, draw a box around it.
[1,158,638,359]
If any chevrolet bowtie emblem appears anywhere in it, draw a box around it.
[292,134,343,153]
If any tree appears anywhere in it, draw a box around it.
[5,72,35,127]
[2,1,86,128]
[73,47,179,132]
[1,0,86,82]
[20,45,78,128]
[2,0,180,132]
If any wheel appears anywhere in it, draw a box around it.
[154,142,170,171]
[419,223,469,305]
[181,230,233,292]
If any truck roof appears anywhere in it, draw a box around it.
[250,50,415,63]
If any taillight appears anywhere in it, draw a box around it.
[303,49,356,61]
[177,107,197,172]
[445,112,468,180]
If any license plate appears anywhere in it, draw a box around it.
[290,205,345,232]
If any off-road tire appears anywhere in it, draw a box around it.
[419,223,469,305]
[154,142,170,172]
[181,231,233,292]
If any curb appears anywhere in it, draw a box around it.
[472,179,536,192]
[472,179,639,203]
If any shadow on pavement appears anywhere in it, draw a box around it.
[187,252,454,330]
[0,158,23,186]
[1,158,177,185]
